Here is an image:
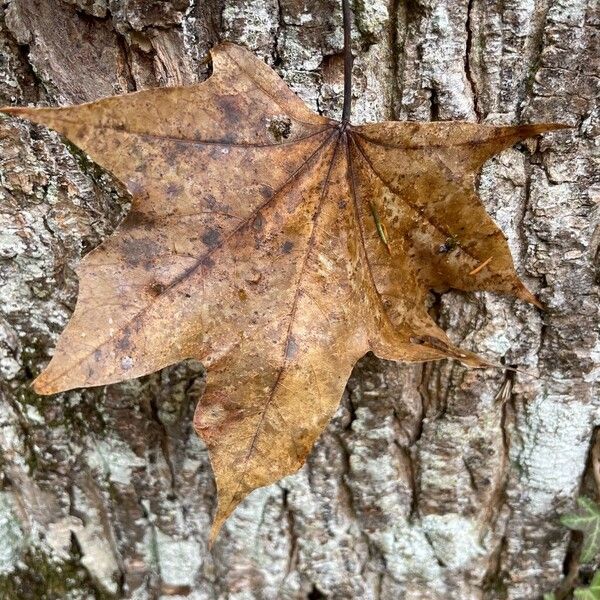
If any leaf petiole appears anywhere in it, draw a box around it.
[341,0,354,123]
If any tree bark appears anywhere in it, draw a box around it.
[0,0,597,598]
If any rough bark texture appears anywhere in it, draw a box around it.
[0,1,597,599]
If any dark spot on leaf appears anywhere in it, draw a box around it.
[117,328,132,351]
[201,228,221,248]
[121,237,160,267]
[338,200,347,209]
[166,183,183,197]
[285,337,299,359]
[260,185,273,199]
[202,256,215,269]
[282,240,294,254]
[267,116,292,141]
[164,144,185,166]
[149,281,165,296]
[438,236,458,254]
[253,213,264,231]
[217,95,243,122]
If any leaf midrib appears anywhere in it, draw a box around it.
[224,133,345,515]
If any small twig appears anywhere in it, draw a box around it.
[369,201,392,254]
[469,256,492,275]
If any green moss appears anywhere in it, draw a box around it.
[482,569,509,599]
[16,383,108,437]
[20,339,50,383]
[0,548,117,600]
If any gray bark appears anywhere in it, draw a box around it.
[0,0,598,598]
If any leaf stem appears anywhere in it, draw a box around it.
[341,0,353,123]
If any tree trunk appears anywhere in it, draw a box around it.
[0,0,597,598]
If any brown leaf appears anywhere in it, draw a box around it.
[1,42,564,541]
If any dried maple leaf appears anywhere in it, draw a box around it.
[2,42,562,540]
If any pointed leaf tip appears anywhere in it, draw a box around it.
[535,123,572,132]
[517,123,572,137]
[32,371,54,396]
[513,282,545,310]
[1,106,30,116]
[208,507,230,548]
[208,521,222,549]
